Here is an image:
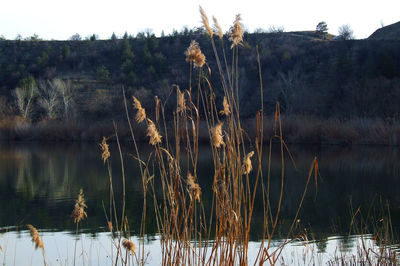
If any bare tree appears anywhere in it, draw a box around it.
[38,79,59,119]
[14,79,37,119]
[337,24,354,40]
[267,25,285,33]
[52,79,75,120]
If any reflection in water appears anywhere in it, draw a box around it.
[1,143,400,253]
[0,143,115,232]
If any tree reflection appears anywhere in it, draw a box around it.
[0,143,400,241]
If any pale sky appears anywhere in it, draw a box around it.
[0,0,399,40]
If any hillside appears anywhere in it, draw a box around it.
[368,21,400,40]
[0,30,400,142]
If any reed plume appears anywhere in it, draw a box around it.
[71,188,87,223]
[108,221,113,232]
[199,6,213,37]
[177,88,186,114]
[185,40,206,68]
[219,96,231,116]
[146,119,162,145]
[242,151,254,175]
[122,239,136,254]
[213,16,223,39]
[26,224,44,250]
[229,14,244,48]
[132,96,146,123]
[211,122,225,148]
[100,136,110,164]
[187,173,201,202]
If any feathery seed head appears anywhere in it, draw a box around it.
[177,89,186,114]
[229,14,244,48]
[132,96,142,109]
[185,41,206,68]
[132,96,146,123]
[199,6,213,37]
[71,189,87,223]
[76,188,87,207]
[187,173,201,202]
[211,122,225,148]
[100,136,110,164]
[242,151,254,175]
[146,119,162,145]
[108,221,113,232]
[26,224,44,250]
[219,96,231,116]
[122,239,136,254]
[72,203,87,223]
[135,107,146,123]
[213,16,223,39]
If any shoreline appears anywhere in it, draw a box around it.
[1,115,400,146]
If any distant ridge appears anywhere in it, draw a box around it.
[368,21,400,40]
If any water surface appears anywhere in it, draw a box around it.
[1,142,400,264]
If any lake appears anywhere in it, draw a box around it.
[1,142,400,265]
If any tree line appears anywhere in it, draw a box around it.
[0,27,399,126]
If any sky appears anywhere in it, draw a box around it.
[0,0,399,40]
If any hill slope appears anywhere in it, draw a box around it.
[0,31,400,122]
[368,21,400,40]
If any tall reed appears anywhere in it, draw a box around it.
[100,128,141,266]
[26,224,46,265]
[71,188,87,266]
[109,7,320,265]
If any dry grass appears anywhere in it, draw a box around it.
[146,119,162,145]
[100,136,111,164]
[176,88,186,114]
[106,8,321,265]
[187,173,201,202]
[326,203,399,265]
[132,96,147,123]
[97,8,400,266]
[71,188,87,266]
[242,151,254,175]
[26,224,44,251]
[122,239,136,254]
[26,224,46,265]
[185,40,206,68]
[213,16,224,40]
[71,188,87,224]
[211,122,224,148]
[219,96,231,116]
[229,14,244,48]
[199,6,213,38]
